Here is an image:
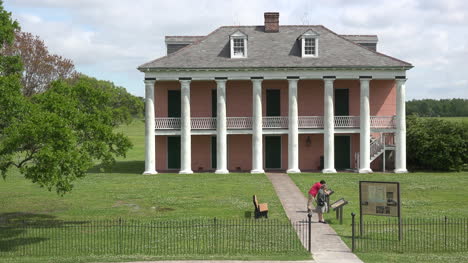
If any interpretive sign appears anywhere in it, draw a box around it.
[330,198,348,210]
[359,181,400,217]
[359,181,402,240]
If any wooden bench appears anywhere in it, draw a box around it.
[253,195,268,219]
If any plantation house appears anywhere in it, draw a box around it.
[138,12,412,174]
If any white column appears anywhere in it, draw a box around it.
[395,78,408,173]
[287,78,300,173]
[251,78,264,174]
[215,79,229,174]
[359,78,372,173]
[143,79,157,175]
[179,79,193,174]
[323,77,336,173]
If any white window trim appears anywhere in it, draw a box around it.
[301,37,318,58]
[230,37,247,58]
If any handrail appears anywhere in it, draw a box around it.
[262,116,288,129]
[154,115,397,130]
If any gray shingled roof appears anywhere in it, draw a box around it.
[139,25,412,70]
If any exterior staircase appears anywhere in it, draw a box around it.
[370,135,385,162]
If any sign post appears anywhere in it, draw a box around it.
[359,181,401,240]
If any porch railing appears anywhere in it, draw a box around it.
[227,117,252,129]
[263,116,288,129]
[155,117,181,129]
[298,116,324,128]
[335,116,360,128]
[191,117,216,129]
[154,116,396,130]
[370,116,396,129]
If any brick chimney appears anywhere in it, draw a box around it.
[264,12,279,32]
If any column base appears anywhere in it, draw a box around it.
[322,168,337,174]
[179,169,193,174]
[394,168,408,174]
[287,168,301,174]
[250,169,265,174]
[215,169,229,174]
[143,170,158,175]
[359,168,373,174]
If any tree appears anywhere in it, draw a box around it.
[68,75,145,124]
[3,31,77,96]
[0,2,132,194]
[407,116,468,171]
[0,78,133,194]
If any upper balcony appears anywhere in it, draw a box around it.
[154,116,396,130]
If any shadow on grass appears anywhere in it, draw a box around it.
[0,212,91,253]
[88,160,144,174]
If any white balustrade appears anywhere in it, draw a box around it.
[191,117,216,129]
[298,116,324,128]
[370,116,396,129]
[262,116,288,128]
[226,117,252,129]
[335,116,360,128]
[155,117,181,129]
[155,115,396,130]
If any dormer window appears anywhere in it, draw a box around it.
[299,29,319,58]
[230,30,247,58]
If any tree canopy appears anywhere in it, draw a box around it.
[3,31,77,96]
[407,98,468,117]
[0,2,134,194]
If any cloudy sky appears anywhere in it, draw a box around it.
[4,0,468,99]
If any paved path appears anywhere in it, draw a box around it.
[124,261,314,263]
[266,173,363,263]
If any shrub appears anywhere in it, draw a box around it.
[407,116,468,171]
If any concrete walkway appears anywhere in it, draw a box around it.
[124,261,314,263]
[266,173,363,263]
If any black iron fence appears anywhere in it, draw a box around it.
[0,218,311,257]
[351,214,468,252]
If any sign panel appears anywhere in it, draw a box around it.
[330,198,348,210]
[359,181,400,217]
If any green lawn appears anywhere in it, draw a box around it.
[290,172,468,263]
[0,120,310,262]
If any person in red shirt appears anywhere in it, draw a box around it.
[307,180,326,214]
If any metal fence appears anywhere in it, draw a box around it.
[351,215,468,252]
[0,218,310,257]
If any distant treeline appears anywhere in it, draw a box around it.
[406,99,468,117]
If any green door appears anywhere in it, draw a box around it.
[167,136,181,169]
[335,89,349,116]
[168,90,181,117]
[265,136,281,169]
[266,90,281,116]
[211,136,216,169]
[335,136,350,170]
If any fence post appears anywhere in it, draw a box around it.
[351,212,356,252]
[119,218,122,255]
[213,217,217,254]
[444,216,448,250]
[307,213,312,252]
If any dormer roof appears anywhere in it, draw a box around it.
[298,29,319,39]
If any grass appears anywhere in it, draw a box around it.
[0,120,310,262]
[290,172,468,263]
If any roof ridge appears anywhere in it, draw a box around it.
[339,34,377,37]
[320,25,412,67]
[138,27,223,70]
[165,35,205,38]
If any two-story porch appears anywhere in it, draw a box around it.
[143,74,407,174]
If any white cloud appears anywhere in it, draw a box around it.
[5,0,468,99]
